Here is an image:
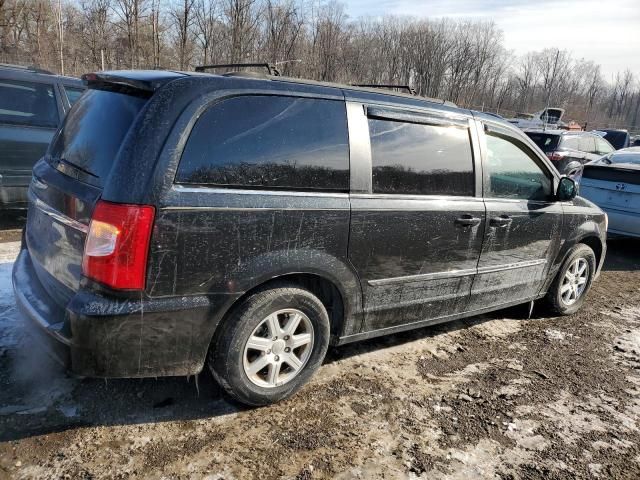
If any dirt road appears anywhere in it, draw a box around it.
[1,238,639,479]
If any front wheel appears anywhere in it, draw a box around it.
[543,244,596,315]
[208,284,330,406]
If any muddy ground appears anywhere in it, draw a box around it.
[1,230,639,479]
[0,212,24,244]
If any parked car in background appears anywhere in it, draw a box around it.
[507,107,565,129]
[13,69,606,406]
[524,129,615,175]
[0,63,84,209]
[630,135,640,147]
[593,129,631,150]
[580,147,640,238]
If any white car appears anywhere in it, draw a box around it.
[580,147,640,238]
[507,107,565,129]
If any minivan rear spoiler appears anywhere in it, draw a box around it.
[81,71,186,97]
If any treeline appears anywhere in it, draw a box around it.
[1,0,639,131]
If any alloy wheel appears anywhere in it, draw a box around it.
[242,309,314,388]
[560,257,589,306]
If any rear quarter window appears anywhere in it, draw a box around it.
[176,95,349,191]
[560,136,580,150]
[49,89,147,186]
[0,79,58,128]
[578,136,596,153]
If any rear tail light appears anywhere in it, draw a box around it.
[82,200,155,290]
[546,151,566,162]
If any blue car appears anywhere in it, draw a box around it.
[580,147,640,238]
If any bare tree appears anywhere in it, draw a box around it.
[223,0,260,63]
[1,0,638,132]
[170,0,196,69]
[112,0,148,68]
[194,0,219,64]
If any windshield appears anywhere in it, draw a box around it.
[525,132,560,153]
[49,89,147,186]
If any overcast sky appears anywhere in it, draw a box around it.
[344,0,640,80]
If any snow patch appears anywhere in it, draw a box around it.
[0,242,21,350]
[0,242,78,417]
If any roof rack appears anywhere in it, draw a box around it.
[195,63,280,76]
[353,84,416,95]
[0,63,54,75]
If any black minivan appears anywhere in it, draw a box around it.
[13,70,607,406]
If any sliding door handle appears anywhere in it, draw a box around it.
[455,215,482,227]
[490,215,513,227]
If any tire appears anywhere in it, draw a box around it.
[543,243,596,316]
[208,283,330,406]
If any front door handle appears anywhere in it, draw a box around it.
[455,215,482,227]
[490,215,513,227]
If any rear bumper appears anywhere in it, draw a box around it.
[12,246,239,378]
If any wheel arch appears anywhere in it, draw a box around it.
[542,232,604,297]
[209,269,361,355]
[578,234,603,268]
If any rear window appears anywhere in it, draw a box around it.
[0,80,58,128]
[49,89,146,186]
[525,132,560,153]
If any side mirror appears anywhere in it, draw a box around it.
[557,176,578,201]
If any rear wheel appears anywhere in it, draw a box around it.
[208,284,330,406]
[544,244,596,315]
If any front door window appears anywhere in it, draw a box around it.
[485,134,553,201]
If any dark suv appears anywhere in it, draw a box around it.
[0,64,84,208]
[13,70,607,406]
[525,129,615,175]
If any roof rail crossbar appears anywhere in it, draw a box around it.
[353,84,416,95]
[195,63,280,76]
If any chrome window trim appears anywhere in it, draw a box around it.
[172,184,349,198]
[350,193,484,202]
